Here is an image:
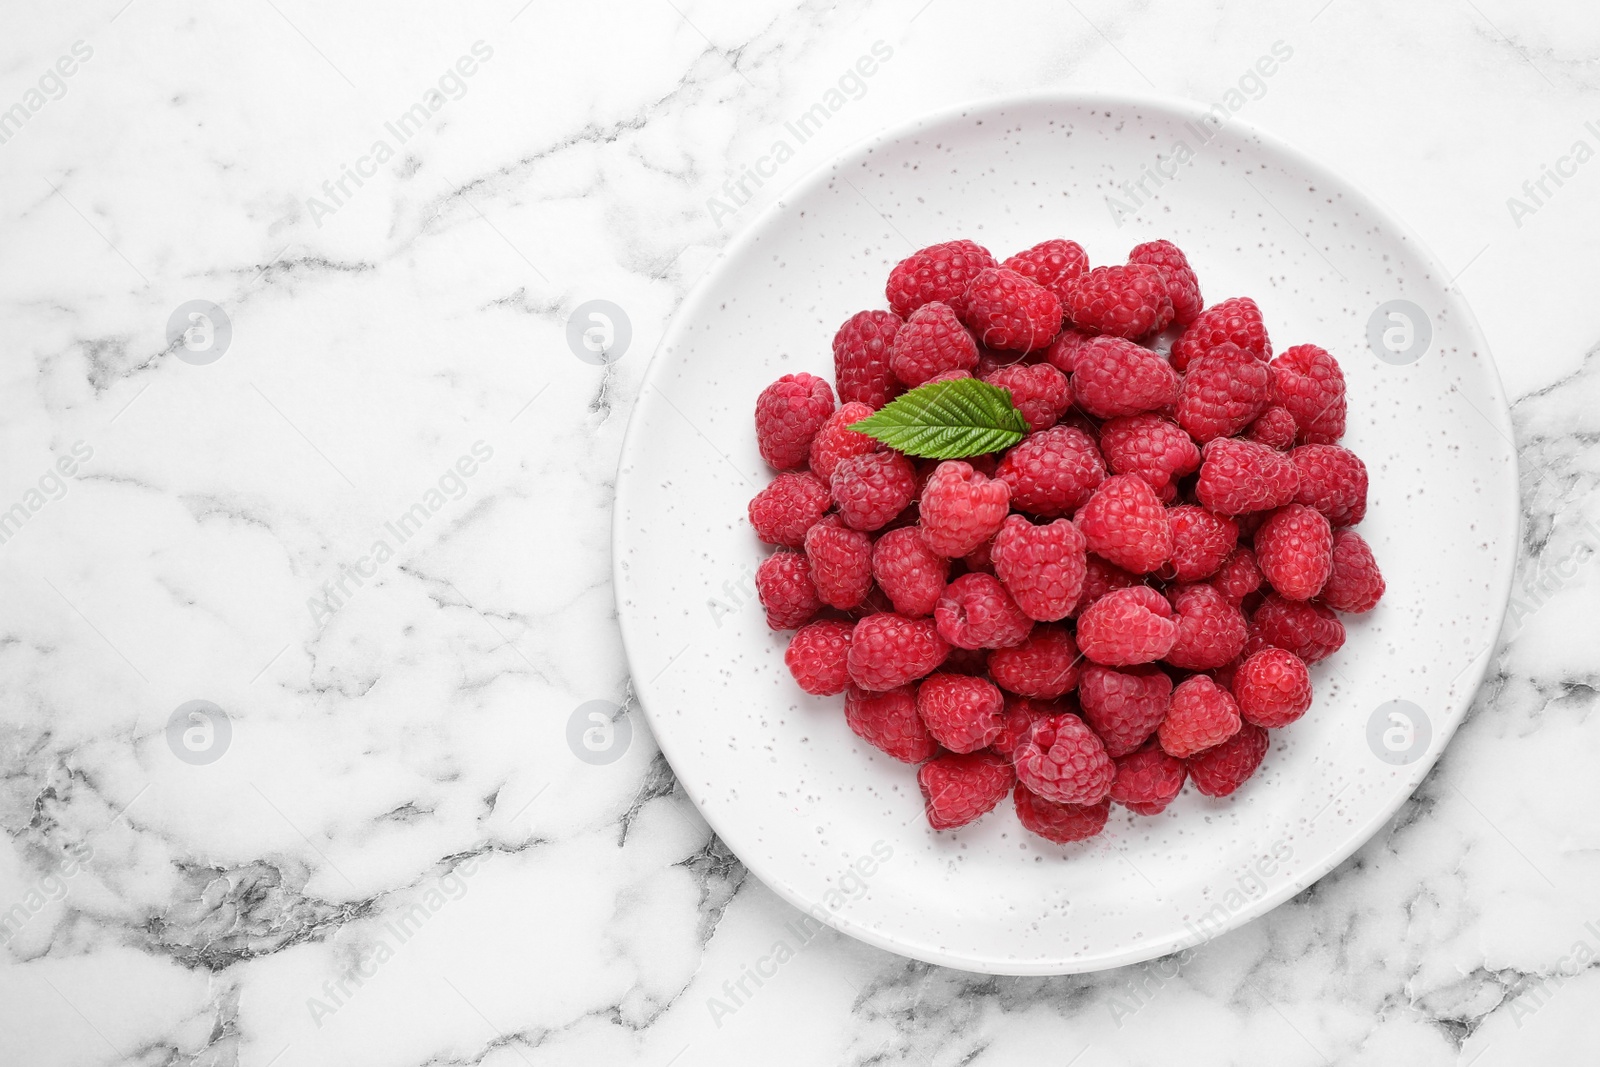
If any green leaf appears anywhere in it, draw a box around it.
[851,378,1028,459]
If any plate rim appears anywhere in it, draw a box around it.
[612,88,1520,975]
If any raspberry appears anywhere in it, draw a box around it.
[1076,475,1173,575]
[1109,741,1187,815]
[958,267,1064,352]
[844,684,939,762]
[1076,586,1177,666]
[1251,594,1345,664]
[1080,554,1141,606]
[916,673,1005,753]
[1187,723,1268,797]
[747,472,831,547]
[1097,415,1200,496]
[809,402,879,482]
[1065,263,1173,339]
[1320,528,1385,613]
[1255,504,1334,601]
[990,695,1051,760]
[1176,342,1271,442]
[1079,663,1172,757]
[1212,546,1263,604]
[991,514,1087,621]
[1127,240,1202,326]
[886,239,997,319]
[784,619,854,695]
[918,751,1015,830]
[1244,405,1298,450]
[983,362,1071,433]
[755,372,835,470]
[1165,506,1238,582]
[1271,344,1346,444]
[871,526,949,617]
[1164,583,1248,670]
[987,625,1080,699]
[1014,786,1109,843]
[846,613,949,691]
[935,572,1035,650]
[1069,337,1181,419]
[832,310,903,409]
[1291,444,1368,527]
[1232,648,1312,728]
[1158,675,1241,758]
[831,451,916,532]
[995,425,1106,517]
[755,550,821,630]
[1013,714,1115,805]
[1195,437,1300,516]
[890,301,979,387]
[1169,296,1271,371]
[1002,239,1090,302]
[803,515,873,609]
[1043,328,1095,374]
[919,460,1011,557]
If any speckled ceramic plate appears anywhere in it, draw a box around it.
[613,92,1518,975]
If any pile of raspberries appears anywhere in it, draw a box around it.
[747,237,1384,843]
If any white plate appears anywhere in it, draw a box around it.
[612,92,1517,975]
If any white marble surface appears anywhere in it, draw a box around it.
[0,1,1596,1063]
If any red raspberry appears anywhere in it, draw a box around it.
[1176,342,1271,442]
[1014,786,1109,843]
[1098,415,1200,497]
[1164,583,1248,670]
[1232,648,1312,728]
[846,613,949,691]
[1065,263,1173,339]
[755,550,821,630]
[870,526,949,617]
[1212,546,1263,604]
[1271,344,1346,444]
[1291,444,1368,527]
[991,514,1087,622]
[755,372,835,470]
[995,425,1106,517]
[987,625,1080,699]
[803,517,873,610]
[991,695,1050,760]
[1196,437,1300,516]
[1069,337,1181,419]
[1158,675,1241,758]
[1187,723,1268,797]
[844,684,939,762]
[1255,504,1334,601]
[1251,594,1345,663]
[919,460,1011,557]
[1169,296,1271,371]
[886,239,997,319]
[916,673,1005,753]
[830,451,916,532]
[958,267,1063,352]
[1076,475,1173,575]
[832,310,903,409]
[1043,328,1095,374]
[1081,554,1141,605]
[1165,506,1238,582]
[935,572,1034,650]
[1109,741,1187,815]
[918,751,1015,830]
[1127,240,1202,326]
[1320,528,1385,613]
[1076,586,1178,666]
[982,363,1071,433]
[747,472,831,547]
[1244,405,1298,450]
[784,619,854,695]
[890,301,979,387]
[1079,663,1172,757]
[1002,239,1090,302]
[1013,714,1114,805]
[809,401,879,482]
